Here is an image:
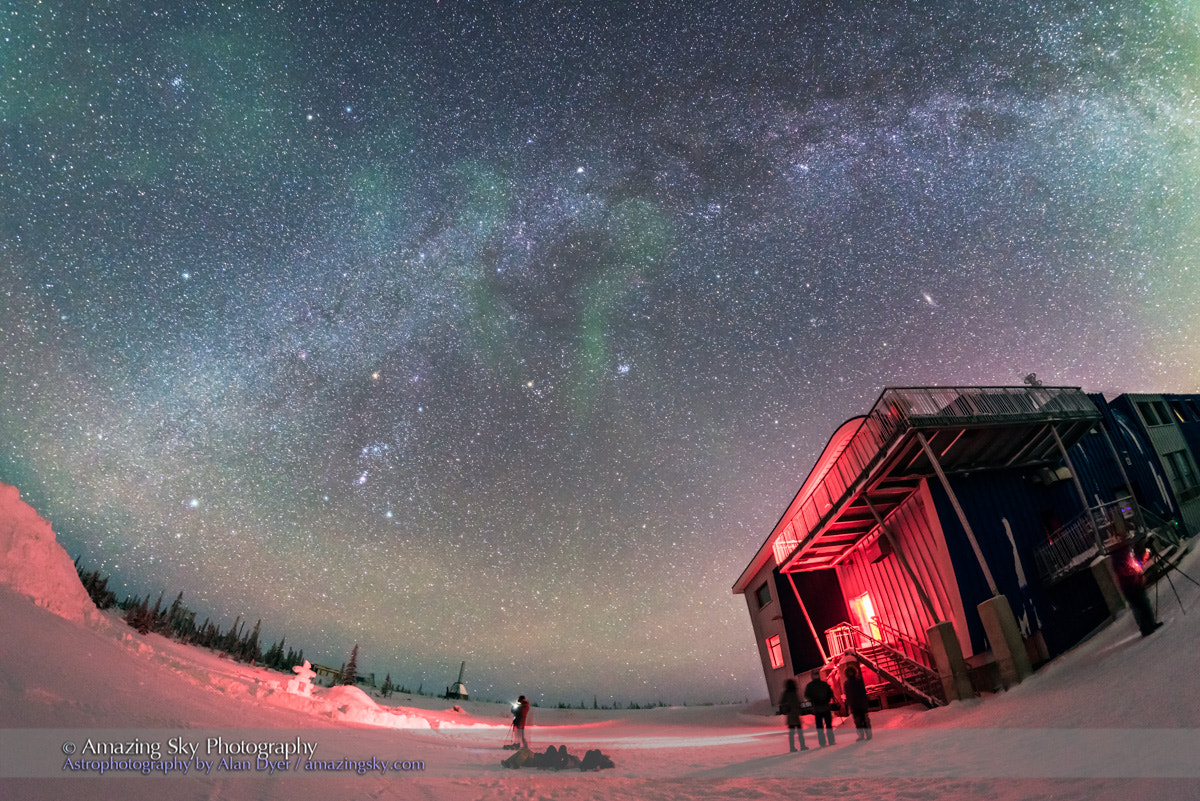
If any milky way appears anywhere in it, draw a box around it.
[2,1,1198,704]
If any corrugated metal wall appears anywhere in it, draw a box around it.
[834,484,969,654]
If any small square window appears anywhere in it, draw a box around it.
[755,581,772,609]
[767,634,785,669]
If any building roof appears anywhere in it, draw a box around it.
[734,386,1101,592]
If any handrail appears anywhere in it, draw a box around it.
[824,619,933,671]
[1140,505,1184,548]
[850,647,946,708]
[824,621,946,708]
[824,622,857,659]
[1032,497,1161,582]
[869,617,932,667]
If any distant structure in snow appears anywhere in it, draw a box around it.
[444,661,469,700]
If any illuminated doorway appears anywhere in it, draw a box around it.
[849,592,880,642]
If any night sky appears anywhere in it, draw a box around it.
[3,1,1198,705]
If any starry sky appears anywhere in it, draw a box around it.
[2,0,1199,705]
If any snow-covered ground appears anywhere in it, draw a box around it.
[2,483,1199,800]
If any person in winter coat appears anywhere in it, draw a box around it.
[804,669,836,746]
[842,663,872,741]
[512,695,531,748]
[1112,540,1162,636]
[778,678,809,753]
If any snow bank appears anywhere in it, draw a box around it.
[0,482,97,624]
[321,684,435,728]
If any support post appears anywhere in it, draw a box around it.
[1098,421,1148,534]
[917,431,999,596]
[926,620,974,702]
[786,572,829,664]
[977,594,1033,688]
[1090,556,1126,619]
[1051,426,1107,554]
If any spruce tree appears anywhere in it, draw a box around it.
[342,644,359,686]
[149,591,167,633]
[124,596,152,634]
[241,619,262,664]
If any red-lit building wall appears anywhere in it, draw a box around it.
[832,480,973,658]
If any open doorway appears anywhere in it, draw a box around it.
[849,592,880,642]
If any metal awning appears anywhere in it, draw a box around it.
[774,386,1101,573]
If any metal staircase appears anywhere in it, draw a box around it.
[827,621,947,709]
[848,642,946,709]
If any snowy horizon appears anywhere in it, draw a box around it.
[3,493,1199,800]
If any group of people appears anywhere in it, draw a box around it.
[513,678,873,761]
[778,663,873,753]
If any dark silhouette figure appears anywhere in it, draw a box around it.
[512,695,531,748]
[842,663,872,741]
[804,669,836,747]
[1113,542,1162,636]
[778,678,809,753]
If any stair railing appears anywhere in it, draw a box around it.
[823,620,947,708]
[869,617,934,669]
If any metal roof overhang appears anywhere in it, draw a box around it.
[777,391,1101,574]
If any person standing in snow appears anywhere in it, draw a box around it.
[842,663,872,741]
[1112,540,1162,637]
[512,695,531,749]
[804,669,836,747]
[778,678,809,753]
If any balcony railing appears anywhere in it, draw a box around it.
[773,386,1099,568]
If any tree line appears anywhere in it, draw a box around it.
[75,557,303,673]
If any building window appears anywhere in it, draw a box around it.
[755,581,772,609]
[766,634,785,669]
[1139,401,1163,426]
[1164,450,1200,503]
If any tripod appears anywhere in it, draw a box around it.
[1146,533,1199,617]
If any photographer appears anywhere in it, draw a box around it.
[512,695,530,749]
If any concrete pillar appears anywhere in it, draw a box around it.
[1090,555,1126,619]
[926,620,974,702]
[977,595,1033,689]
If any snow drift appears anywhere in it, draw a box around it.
[0,482,98,624]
